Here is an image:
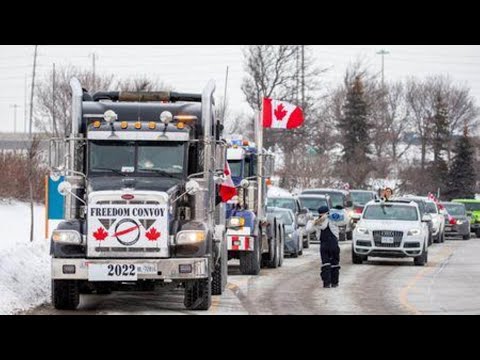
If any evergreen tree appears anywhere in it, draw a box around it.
[445,127,477,200]
[338,76,372,187]
[429,94,450,194]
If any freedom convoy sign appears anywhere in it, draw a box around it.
[87,204,169,257]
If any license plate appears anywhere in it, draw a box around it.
[89,264,139,282]
[381,237,395,244]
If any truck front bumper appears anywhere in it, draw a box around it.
[52,257,209,281]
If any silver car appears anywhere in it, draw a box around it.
[267,207,303,257]
[441,202,471,240]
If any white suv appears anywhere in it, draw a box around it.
[352,200,429,266]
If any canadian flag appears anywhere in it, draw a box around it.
[219,162,237,203]
[263,98,304,129]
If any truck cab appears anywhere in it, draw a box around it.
[48,79,228,311]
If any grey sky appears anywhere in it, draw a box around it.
[1,45,480,133]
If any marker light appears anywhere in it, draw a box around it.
[135,122,142,129]
[93,121,101,128]
[103,110,118,123]
[160,111,173,124]
[121,121,128,129]
[148,122,156,130]
[174,115,198,123]
[177,122,185,129]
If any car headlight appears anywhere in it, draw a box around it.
[456,220,464,225]
[228,217,246,228]
[52,230,83,245]
[176,230,206,245]
[407,229,421,236]
[287,233,293,239]
[356,227,369,235]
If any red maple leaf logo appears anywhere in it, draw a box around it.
[274,103,287,121]
[93,227,108,241]
[145,227,161,241]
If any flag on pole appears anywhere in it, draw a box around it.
[262,98,304,129]
[219,162,237,203]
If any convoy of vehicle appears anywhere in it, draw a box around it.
[44,78,478,311]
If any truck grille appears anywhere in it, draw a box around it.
[373,230,403,248]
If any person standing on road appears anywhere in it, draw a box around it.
[307,206,341,288]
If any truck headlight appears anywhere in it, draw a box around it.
[407,229,421,236]
[228,217,245,228]
[52,230,83,245]
[176,230,206,245]
[356,227,369,235]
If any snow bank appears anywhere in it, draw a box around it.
[0,201,50,314]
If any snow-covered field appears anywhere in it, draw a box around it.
[0,201,50,314]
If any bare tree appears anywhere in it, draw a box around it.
[116,75,172,92]
[35,65,115,137]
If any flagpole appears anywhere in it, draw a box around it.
[256,101,264,220]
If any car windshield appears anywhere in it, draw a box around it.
[268,198,296,212]
[351,192,374,205]
[228,161,242,178]
[458,202,480,212]
[444,204,466,216]
[425,202,438,214]
[89,141,185,177]
[305,192,344,208]
[271,211,294,225]
[364,205,418,221]
[299,197,328,212]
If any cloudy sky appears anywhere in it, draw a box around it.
[1,45,480,133]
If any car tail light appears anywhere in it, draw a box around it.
[355,208,363,214]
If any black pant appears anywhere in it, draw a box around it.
[320,243,340,286]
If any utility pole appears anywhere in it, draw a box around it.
[376,49,390,87]
[29,45,38,136]
[52,63,57,137]
[24,74,28,133]
[301,45,305,109]
[10,104,20,133]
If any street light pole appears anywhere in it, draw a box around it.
[376,49,390,87]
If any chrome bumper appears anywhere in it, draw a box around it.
[52,257,209,281]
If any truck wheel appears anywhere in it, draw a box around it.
[351,248,364,264]
[239,236,261,275]
[184,278,212,311]
[267,225,280,268]
[278,227,284,267]
[52,280,80,310]
[476,230,480,238]
[212,239,228,295]
[414,247,428,266]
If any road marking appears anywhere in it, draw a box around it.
[399,245,456,315]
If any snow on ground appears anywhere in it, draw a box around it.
[0,201,50,314]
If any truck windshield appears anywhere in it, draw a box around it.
[89,141,185,177]
[268,198,296,212]
[459,202,480,212]
[228,161,243,178]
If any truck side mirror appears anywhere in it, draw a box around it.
[186,180,201,195]
[57,181,72,197]
[240,179,250,189]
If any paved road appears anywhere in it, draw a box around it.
[27,238,480,315]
